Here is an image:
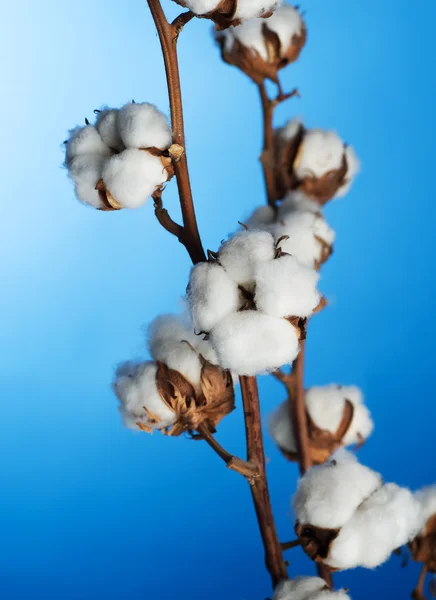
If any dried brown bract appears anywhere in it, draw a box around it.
[174,0,277,29]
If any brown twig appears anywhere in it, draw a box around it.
[240,375,288,586]
[146,0,205,264]
[196,422,259,480]
[412,564,428,600]
[153,191,184,239]
[291,340,312,474]
[281,539,301,551]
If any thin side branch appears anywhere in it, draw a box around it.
[291,340,312,474]
[146,0,205,265]
[153,193,184,239]
[240,375,288,586]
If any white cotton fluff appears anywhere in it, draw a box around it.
[274,212,335,268]
[325,483,423,570]
[221,4,302,60]
[118,102,172,150]
[181,0,220,14]
[268,400,297,453]
[188,262,242,333]
[273,577,326,600]
[415,486,436,533]
[218,230,275,289]
[280,117,303,142]
[113,361,176,430]
[95,108,124,151]
[335,146,360,198]
[234,0,279,21]
[294,130,345,180]
[101,149,167,209]
[311,592,351,600]
[65,125,112,163]
[305,385,374,447]
[68,154,106,208]
[292,451,382,529]
[210,311,300,375]
[255,254,320,318]
[278,192,321,218]
[245,205,276,229]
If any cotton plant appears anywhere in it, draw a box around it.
[63,0,422,598]
[269,385,373,464]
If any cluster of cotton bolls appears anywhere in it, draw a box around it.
[64,102,173,210]
[113,314,234,434]
[216,4,306,83]
[273,577,351,600]
[274,118,360,204]
[174,0,279,28]
[292,451,423,570]
[187,229,321,376]
[246,192,335,270]
[269,385,373,464]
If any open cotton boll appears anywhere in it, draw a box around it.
[188,262,242,333]
[275,212,334,268]
[65,125,112,163]
[278,192,321,218]
[148,313,198,357]
[95,108,124,151]
[180,0,220,14]
[255,255,320,318]
[273,577,326,600]
[210,311,300,375]
[294,130,345,180]
[102,149,168,209]
[118,102,172,150]
[268,400,296,453]
[154,340,203,388]
[415,486,436,533]
[218,230,275,289]
[234,0,279,22]
[261,4,304,51]
[113,361,175,430]
[292,452,382,529]
[245,205,276,229]
[336,146,360,198]
[326,484,422,570]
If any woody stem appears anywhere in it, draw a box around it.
[196,423,258,479]
[240,375,288,586]
[258,82,277,207]
[413,564,428,598]
[146,0,205,264]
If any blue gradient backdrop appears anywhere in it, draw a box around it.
[1,1,435,598]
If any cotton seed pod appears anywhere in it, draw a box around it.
[174,0,278,29]
[274,119,359,204]
[216,5,306,83]
[410,487,436,573]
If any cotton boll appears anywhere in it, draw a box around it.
[65,125,112,163]
[118,102,172,150]
[292,452,382,529]
[113,361,176,429]
[311,591,351,600]
[148,313,198,357]
[294,130,345,180]
[234,0,279,22]
[262,4,304,52]
[278,192,321,218]
[102,149,168,209]
[326,484,423,570]
[181,0,220,14]
[218,230,275,289]
[154,340,203,388]
[273,577,326,600]
[245,205,276,229]
[274,212,333,268]
[210,311,300,375]
[335,146,360,197]
[255,255,320,318]
[268,400,296,453]
[95,108,124,151]
[415,486,436,533]
[280,118,303,142]
[188,262,242,333]
[227,18,267,59]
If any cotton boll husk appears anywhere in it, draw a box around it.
[188,262,242,333]
[218,230,275,289]
[275,212,333,268]
[255,255,320,318]
[65,125,112,163]
[102,149,167,209]
[325,483,423,570]
[118,102,172,150]
[95,108,124,151]
[415,486,436,533]
[294,130,345,180]
[273,577,326,600]
[278,191,321,218]
[210,311,300,375]
[292,451,382,529]
[113,361,175,428]
[245,205,276,229]
[279,118,303,142]
[268,400,296,453]
[335,146,360,198]
[234,0,279,21]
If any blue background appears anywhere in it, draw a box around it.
[1,1,435,598]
